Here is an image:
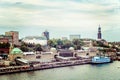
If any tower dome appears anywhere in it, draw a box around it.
[9,48,23,61]
[10,48,23,54]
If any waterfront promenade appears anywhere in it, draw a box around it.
[0,61,118,80]
[0,58,91,75]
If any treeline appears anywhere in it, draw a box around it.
[20,39,84,52]
[20,38,120,52]
[20,42,42,52]
[47,39,84,50]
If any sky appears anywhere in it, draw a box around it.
[0,0,120,41]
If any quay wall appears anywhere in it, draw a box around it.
[0,59,91,75]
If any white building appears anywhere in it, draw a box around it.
[69,35,81,41]
[22,36,47,46]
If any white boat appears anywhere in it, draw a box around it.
[91,56,111,64]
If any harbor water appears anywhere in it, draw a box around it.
[0,61,120,80]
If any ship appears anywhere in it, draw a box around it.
[91,56,111,64]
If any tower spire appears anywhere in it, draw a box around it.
[97,25,102,39]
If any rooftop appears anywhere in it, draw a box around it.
[11,48,23,54]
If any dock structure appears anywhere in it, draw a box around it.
[16,58,29,65]
[0,58,91,75]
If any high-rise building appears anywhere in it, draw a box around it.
[43,30,49,40]
[5,31,19,45]
[69,35,81,41]
[97,25,102,40]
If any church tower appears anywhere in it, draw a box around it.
[97,25,102,39]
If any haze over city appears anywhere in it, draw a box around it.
[0,0,120,41]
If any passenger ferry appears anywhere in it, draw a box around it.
[91,56,111,64]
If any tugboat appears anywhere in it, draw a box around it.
[91,56,111,64]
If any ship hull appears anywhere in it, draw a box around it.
[91,56,111,64]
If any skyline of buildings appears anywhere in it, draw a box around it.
[0,25,119,42]
[0,1,120,79]
[0,25,119,43]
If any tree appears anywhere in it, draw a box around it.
[62,40,72,49]
[34,44,42,52]
[72,39,83,50]
[57,39,63,45]
[20,45,29,52]
[47,40,55,47]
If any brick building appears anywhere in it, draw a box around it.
[5,31,19,45]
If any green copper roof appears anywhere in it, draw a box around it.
[11,48,23,54]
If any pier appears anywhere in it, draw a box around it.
[0,58,91,75]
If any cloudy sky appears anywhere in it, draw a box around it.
[0,0,120,41]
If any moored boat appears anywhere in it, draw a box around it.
[91,56,111,64]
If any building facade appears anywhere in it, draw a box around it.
[0,35,13,44]
[0,38,9,43]
[0,36,10,54]
[5,31,19,45]
[69,35,81,41]
[22,36,47,46]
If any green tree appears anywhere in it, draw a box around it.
[34,44,42,51]
[20,45,29,52]
[62,40,72,49]
[57,39,63,45]
[72,39,83,50]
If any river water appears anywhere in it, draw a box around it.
[0,61,120,80]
